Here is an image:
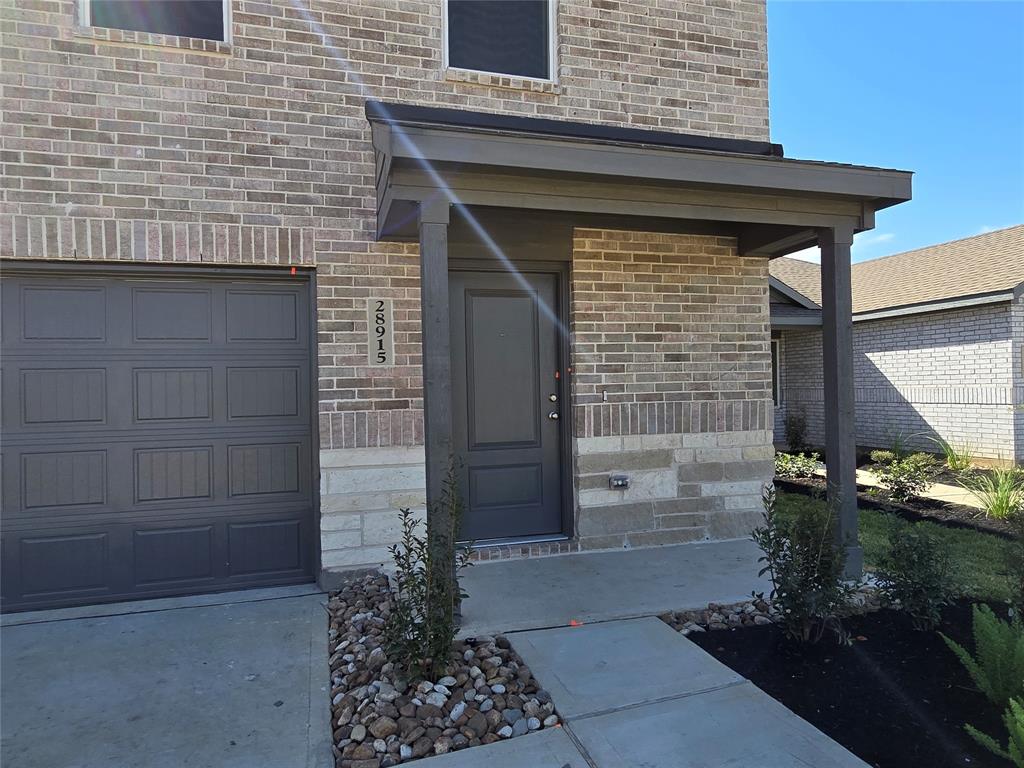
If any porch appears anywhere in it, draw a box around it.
[365,100,913,578]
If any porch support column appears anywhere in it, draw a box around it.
[819,222,862,577]
[418,200,453,518]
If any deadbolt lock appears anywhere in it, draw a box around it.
[548,393,558,402]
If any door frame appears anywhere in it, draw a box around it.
[0,259,323,606]
[448,258,574,542]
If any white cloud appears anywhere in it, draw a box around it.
[977,223,1018,234]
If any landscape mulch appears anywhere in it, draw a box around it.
[776,476,1017,540]
[689,601,1009,768]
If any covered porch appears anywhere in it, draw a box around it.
[367,101,912,577]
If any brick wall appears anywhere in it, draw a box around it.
[569,229,774,548]
[2,0,770,451]
[778,303,1018,461]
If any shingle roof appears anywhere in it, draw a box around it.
[769,225,1024,315]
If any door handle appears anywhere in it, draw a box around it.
[548,411,559,420]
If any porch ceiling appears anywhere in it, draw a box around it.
[366,101,913,257]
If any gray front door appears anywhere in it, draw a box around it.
[1,267,316,611]
[450,270,564,541]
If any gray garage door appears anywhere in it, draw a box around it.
[1,266,317,612]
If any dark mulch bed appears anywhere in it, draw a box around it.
[777,476,1017,541]
[689,601,1009,768]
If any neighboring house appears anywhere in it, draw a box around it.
[0,0,911,611]
[769,225,1024,464]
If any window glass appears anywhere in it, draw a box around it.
[89,1,225,41]
[447,0,550,80]
[771,340,781,406]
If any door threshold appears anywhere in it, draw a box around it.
[468,534,570,549]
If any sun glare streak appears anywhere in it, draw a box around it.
[288,0,569,340]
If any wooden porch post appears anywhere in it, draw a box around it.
[418,200,453,521]
[819,223,863,577]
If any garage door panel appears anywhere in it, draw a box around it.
[2,269,316,612]
[133,525,216,586]
[21,368,107,425]
[21,285,108,341]
[17,531,111,598]
[134,367,214,422]
[228,518,305,577]
[21,450,107,510]
[226,289,304,343]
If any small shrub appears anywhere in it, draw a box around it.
[384,469,473,680]
[960,466,1024,520]
[884,428,922,460]
[928,435,976,474]
[784,410,808,452]
[870,450,938,503]
[875,520,955,630]
[967,697,1024,767]
[752,484,859,644]
[941,604,1024,709]
[774,451,820,480]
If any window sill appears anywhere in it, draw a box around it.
[72,24,232,55]
[444,68,560,95]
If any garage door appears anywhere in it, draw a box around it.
[1,266,317,612]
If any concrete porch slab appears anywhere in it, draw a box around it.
[459,538,768,637]
[510,617,743,719]
[570,681,869,767]
[424,725,589,767]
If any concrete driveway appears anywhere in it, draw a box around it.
[1,586,332,768]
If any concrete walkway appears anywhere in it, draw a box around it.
[1,587,332,768]
[430,617,868,767]
[458,537,770,637]
[813,466,984,510]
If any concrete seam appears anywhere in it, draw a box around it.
[565,678,750,722]
[561,722,601,768]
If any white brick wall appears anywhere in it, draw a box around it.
[777,303,1019,461]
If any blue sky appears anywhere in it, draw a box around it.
[768,1,1024,262]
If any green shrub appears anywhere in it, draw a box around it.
[941,604,1024,709]
[928,435,976,474]
[960,466,1024,520]
[752,484,859,644]
[1008,514,1024,613]
[784,411,808,452]
[875,520,955,630]
[967,698,1024,767]
[384,470,473,680]
[870,450,938,503]
[774,451,820,480]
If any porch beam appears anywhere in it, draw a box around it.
[819,223,862,577]
[418,199,453,523]
[738,224,817,258]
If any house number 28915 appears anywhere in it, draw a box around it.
[367,298,394,366]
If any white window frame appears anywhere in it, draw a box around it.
[771,339,783,407]
[78,0,232,44]
[442,0,557,84]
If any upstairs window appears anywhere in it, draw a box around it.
[445,0,554,81]
[82,0,228,42]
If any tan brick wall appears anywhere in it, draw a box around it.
[570,228,773,438]
[1,0,769,449]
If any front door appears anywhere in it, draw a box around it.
[449,269,564,542]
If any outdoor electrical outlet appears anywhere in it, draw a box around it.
[609,474,629,489]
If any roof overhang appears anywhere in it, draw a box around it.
[770,306,823,327]
[852,289,1016,323]
[367,101,913,256]
[769,276,820,310]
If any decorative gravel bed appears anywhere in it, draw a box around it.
[661,588,882,636]
[327,574,560,768]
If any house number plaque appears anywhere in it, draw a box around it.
[367,298,395,366]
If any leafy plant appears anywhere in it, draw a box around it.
[784,410,808,452]
[752,484,859,644]
[928,435,976,474]
[960,466,1024,520]
[967,697,1024,767]
[875,519,955,630]
[884,428,924,460]
[941,604,1024,709]
[870,450,938,503]
[774,451,820,480]
[384,468,473,680]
